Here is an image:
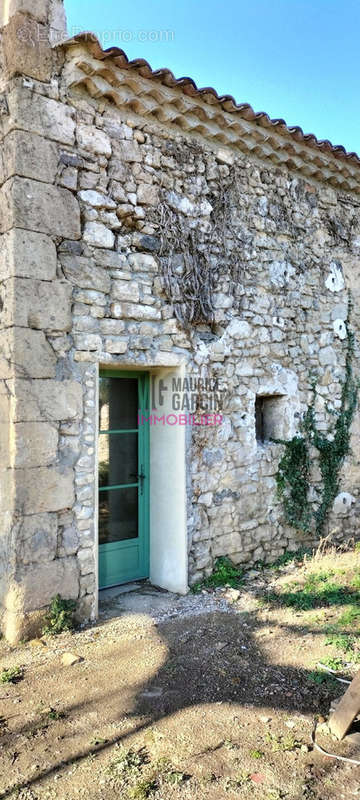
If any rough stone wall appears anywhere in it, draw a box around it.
[0,0,83,641]
[1,6,360,640]
[0,0,67,41]
[0,47,14,642]
[54,75,360,586]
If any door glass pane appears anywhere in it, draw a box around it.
[98,433,138,488]
[99,377,138,431]
[99,487,138,543]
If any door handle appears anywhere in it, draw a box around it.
[130,468,146,494]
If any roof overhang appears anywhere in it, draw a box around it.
[59,34,360,195]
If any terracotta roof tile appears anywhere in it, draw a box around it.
[60,33,360,176]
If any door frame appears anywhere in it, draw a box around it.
[98,369,150,589]
[94,361,189,615]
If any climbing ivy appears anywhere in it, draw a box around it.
[275,292,359,537]
[275,434,312,532]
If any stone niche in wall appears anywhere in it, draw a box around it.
[255,394,288,444]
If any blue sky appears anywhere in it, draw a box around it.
[65,0,360,155]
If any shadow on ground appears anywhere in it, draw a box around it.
[0,585,359,799]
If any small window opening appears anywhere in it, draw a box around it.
[255,394,285,444]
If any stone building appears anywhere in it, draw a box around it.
[1,0,360,642]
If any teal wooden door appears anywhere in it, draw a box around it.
[98,371,150,589]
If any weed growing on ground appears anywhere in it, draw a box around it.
[325,630,356,654]
[256,547,312,572]
[250,749,264,759]
[47,708,65,721]
[337,605,360,625]
[191,557,243,593]
[265,732,300,752]
[224,738,239,750]
[107,747,148,779]
[264,552,360,664]
[0,666,23,684]
[267,569,360,611]
[318,655,344,671]
[128,778,158,799]
[42,594,76,635]
[223,772,251,791]
[90,735,108,746]
[307,670,338,689]
[120,756,188,798]
[164,770,186,785]
[153,757,188,788]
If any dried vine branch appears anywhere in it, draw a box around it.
[150,164,248,327]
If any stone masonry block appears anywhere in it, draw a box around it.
[137,184,159,205]
[16,513,58,565]
[0,229,57,281]
[104,338,128,354]
[77,125,111,156]
[6,87,75,145]
[2,14,54,82]
[77,547,94,576]
[110,302,161,321]
[0,513,13,570]
[111,281,140,303]
[59,255,111,294]
[112,139,141,162]
[0,178,81,239]
[0,426,10,471]
[0,131,59,186]
[49,0,67,38]
[0,384,11,469]
[128,253,158,272]
[17,556,79,612]
[5,0,50,21]
[13,379,83,422]
[4,0,49,21]
[0,470,14,513]
[212,533,242,558]
[0,328,56,379]
[13,422,58,468]
[73,333,102,351]
[83,221,114,249]
[1,279,72,331]
[3,0,66,27]
[15,466,75,514]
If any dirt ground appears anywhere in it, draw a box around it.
[1,551,360,800]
